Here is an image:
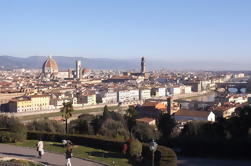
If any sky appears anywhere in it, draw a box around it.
[0,0,251,65]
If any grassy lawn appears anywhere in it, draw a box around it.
[19,106,122,121]
[10,140,131,166]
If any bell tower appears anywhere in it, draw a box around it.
[140,57,146,73]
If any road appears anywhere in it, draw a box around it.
[0,144,103,166]
[178,157,251,166]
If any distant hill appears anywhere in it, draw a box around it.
[0,56,140,70]
[0,55,250,71]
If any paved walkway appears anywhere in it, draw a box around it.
[0,144,103,166]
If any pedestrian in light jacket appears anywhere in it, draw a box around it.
[36,139,44,159]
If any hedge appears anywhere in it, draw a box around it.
[27,131,124,152]
[0,131,26,143]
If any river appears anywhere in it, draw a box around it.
[184,92,216,102]
[185,88,247,102]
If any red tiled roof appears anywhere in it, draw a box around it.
[175,110,211,118]
[136,117,155,123]
[142,102,159,107]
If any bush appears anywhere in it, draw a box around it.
[26,119,65,133]
[0,131,17,143]
[129,139,142,157]
[156,146,177,166]
[141,144,177,166]
[0,130,26,143]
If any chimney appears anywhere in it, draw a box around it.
[167,97,172,114]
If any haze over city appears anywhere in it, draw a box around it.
[1,0,251,70]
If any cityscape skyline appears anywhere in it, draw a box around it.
[1,0,251,68]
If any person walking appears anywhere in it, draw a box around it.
[65,141,73,166]
[36,139,44,159]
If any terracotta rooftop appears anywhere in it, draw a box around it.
[136,117,155,123]
[30,94,50,98]
[174,110,212,118]
[142,102,159,107]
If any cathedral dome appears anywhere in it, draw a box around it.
[82,68,90,74]
[42,56,58,74]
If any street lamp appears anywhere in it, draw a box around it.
[149,139,158,166]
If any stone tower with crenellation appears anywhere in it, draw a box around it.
[140,57,146,73]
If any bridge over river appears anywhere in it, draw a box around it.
[216,81,251,93]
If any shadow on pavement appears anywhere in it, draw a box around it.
[40,161,61,166]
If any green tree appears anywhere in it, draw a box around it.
[224,106,251,138]
[98,119,129,139]
[158,113,176,138]
[27,119,65,133]
[60,102,74,134]
[69,119,91,134]
[103,105,111,120]
[125,106,137,137]
[126,106,138,118]
[180,121,205,137]
[132,123,159,142]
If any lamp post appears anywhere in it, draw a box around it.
[149,139,158,166]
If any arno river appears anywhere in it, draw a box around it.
[184,92,216,102]
[185,88,247,102]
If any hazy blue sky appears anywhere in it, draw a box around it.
[0,0,250,63]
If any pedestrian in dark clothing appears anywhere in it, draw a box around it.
[65,141,73,166]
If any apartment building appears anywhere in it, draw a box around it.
[8,94,51,112]
[139,88,151,100]
[96,91,117,104]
